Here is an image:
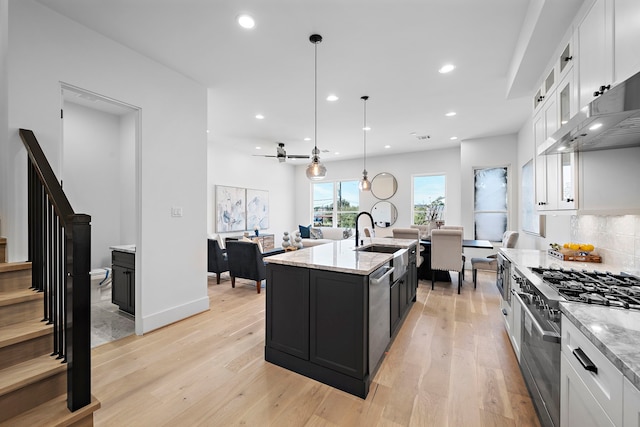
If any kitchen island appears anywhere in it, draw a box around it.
[264,238,418,398]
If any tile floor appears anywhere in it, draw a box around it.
[91,283,134,348]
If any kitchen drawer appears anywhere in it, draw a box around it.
[562,316,623,426]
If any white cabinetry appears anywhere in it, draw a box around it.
[577,0,640,109]
[508,269,522,361]
[534,85,578,212]
[578,0,614,110]
[614,0,640,84]
[624,378,640,427]
[561,315,624,426]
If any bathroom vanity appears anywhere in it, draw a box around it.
[110,245,135,315]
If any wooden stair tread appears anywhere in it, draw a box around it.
[0,319,52,348]
[0,354,66,397]
[0,394,101,427]
[0,262,31,273]
[0,288,41,307]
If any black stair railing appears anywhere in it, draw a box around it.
[19,128,91,412]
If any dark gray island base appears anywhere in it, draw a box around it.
[264,241,417,398]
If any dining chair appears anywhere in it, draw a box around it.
[430,229,464,294]
[471,231,519,288]
[226,240,267,294]
[440,225,465,280]
[392,228,424,268]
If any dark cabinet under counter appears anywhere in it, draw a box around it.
[111,249,135,315]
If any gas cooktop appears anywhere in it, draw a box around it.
[530,267,640,310]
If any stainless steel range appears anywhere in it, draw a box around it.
[517,267,640,427]
[531,267,640,309]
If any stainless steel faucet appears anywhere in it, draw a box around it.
[355,211,375,247]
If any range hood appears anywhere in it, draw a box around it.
[540,70,640,155]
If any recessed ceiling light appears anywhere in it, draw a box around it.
[334,152,340,155]
[439,64,456,74]
[363,126,371,131]
[384,145,391,149]
[445,111,457,117]
[304,137,311,141]
[450,136,458,140]
[255,114,264,119]
[237,14,255,29]
[326,94,339,102]
[409,132,417,136]
[255,146,261,150]
[589,123,603,131]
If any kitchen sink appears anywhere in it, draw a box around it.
[355,245,401,254]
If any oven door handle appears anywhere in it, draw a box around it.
[513,291,561,344]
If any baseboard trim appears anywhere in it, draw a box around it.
[140,296,209,334]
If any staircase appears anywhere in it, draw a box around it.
[0,237,100,426]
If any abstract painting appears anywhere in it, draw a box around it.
[216,186,246,232]
[246,189,269,230]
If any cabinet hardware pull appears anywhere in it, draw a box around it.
[564,55,573,62]
[502,308,508,316]
[573,347,598,374]
[565,198,574,202]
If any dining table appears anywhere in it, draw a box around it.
[418,238,493,282]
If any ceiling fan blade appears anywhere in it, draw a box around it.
[286,154,310,159]
[252,154,278,158]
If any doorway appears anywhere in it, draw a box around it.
[60,84,141,345]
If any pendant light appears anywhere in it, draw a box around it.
[306,34,327,181]
[359,95,371,191]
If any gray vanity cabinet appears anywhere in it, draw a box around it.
[111,250,135,315]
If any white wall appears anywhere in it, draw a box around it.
[63,101,130,269]
[293,147,462,238]
[207,138,296,246]
[6,0,208,334]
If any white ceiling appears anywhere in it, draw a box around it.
[36,0,585,163]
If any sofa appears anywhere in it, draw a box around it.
[292,226,353,248]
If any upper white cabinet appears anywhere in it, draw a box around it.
[577,0,614,110]
[614,0,640,84]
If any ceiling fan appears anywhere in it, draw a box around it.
[255,142,310,163]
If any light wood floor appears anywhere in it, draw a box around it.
[91,271,541,427]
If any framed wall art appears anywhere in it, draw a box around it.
[215,185,246,232]
[246,188,269,230]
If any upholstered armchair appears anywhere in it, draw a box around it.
[391,228,424,268]
[471,231,519,288]
[207,238,229,284]
[430,229,464,294]
[225,240,267,294]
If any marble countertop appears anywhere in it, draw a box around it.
[500,249,640,389]
[561,302,640,390]
[265,237,417,276]
[109,244,136,253]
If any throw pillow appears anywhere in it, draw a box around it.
[343,228,353,239]
[299,224,311,238]
[310,227,323,239]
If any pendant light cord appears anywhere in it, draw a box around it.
[314,40,318,157]
[363,97,367,171]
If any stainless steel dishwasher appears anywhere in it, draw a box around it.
[368,263,394,372]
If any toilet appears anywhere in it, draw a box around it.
[90,267,111,304]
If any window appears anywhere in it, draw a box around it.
[412,174,446,224]
[312,180,359,228]
[474,167,508,241]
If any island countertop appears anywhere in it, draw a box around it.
[265,237,416,276]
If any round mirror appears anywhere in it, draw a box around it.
[371,201,398,228]
[371,172,397,200]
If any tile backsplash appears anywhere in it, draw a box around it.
[571,215,640,273]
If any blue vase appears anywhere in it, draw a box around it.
[254,229,259,237]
